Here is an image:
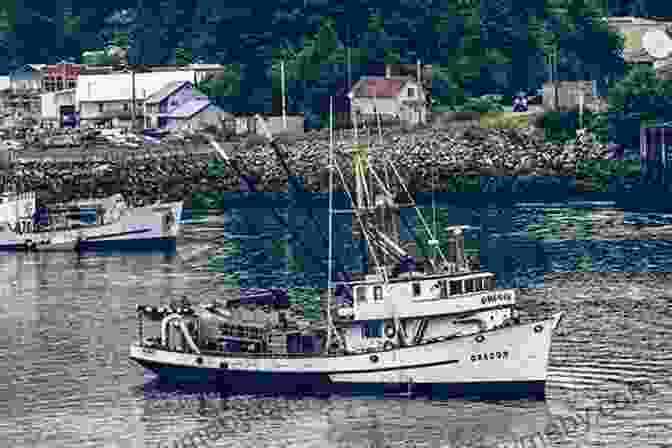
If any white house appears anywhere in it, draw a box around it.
[40,89,76,126]
[75,70,198,128]
[347,72,428,125]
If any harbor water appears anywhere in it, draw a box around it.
[0,198,670,448]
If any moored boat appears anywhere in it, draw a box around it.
[0,192,182,252]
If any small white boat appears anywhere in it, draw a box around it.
[129,111,563,400]
[0,192,182,253]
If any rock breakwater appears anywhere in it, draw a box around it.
[2,125,611,206]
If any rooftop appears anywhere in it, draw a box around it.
[144,81,192,105]
[162,99,211,118]
[349,76,415,98]
[76,70,198,102]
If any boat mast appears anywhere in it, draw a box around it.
[352,100,363,210]
[432,140,438,268]
[327,96,334,352]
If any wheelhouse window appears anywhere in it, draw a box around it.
[439,280,448,298]
[407,87,415,97]
[465,279,474,293]
[485,276,496,290]
[473,277,483,291]
[412,282,421,297]
[363,320,383,338]
[449,280,463,295]
[373,286,383,301]
[356,286,367,303]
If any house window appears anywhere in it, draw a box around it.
[356,286,367,303]
[363,320,383,338]
[407,87,415,97]
[98,103,104,113]
[412,282,421,297]
[449,280,462,295]
[373,286,383,301]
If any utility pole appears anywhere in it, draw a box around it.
[281,60,287,130]
[347,23,352,129]
[553,44,559,111]
[131,67,136,130]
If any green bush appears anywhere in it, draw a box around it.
[456,95,505,114]
[540,110,578,144]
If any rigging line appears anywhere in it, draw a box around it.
[207,137,325,271]
[254,115,330,252]
[333,162,387,285]
[327,95,334,351]
[385,158,449,268]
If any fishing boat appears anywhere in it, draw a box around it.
[129,107,563,400]
[0,192,182,252]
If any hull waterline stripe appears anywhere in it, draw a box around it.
[83,228,152,240]
[130,355,459,375]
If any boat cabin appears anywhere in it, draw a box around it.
[336,270,516,322]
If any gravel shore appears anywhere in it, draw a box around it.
[2,125,611,206]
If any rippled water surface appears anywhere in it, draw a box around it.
[0,201,670,448]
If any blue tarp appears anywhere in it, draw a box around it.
[32,207,49,226]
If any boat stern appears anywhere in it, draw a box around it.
[152,201,183,239]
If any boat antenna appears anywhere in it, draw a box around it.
[432,139,438,270]
[327,96,334,352]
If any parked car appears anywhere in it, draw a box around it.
[512,92,529,112]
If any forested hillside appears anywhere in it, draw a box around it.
[0,0,661,127]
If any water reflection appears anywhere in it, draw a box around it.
[135,385,561,448]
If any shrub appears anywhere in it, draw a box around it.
[540,109,580,144]
[457,95,505,114]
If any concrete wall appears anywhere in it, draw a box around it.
[543,81,604,111]
[233,115,304,135]
[260,115,304,135]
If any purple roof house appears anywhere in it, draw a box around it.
[144,80,232,131]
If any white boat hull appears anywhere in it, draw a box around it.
[130,312,563,399]
[0,201,183,253]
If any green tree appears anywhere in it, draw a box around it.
[174,47,192,65]
[64,15,80,35]
[198,64,242,99]
[109,31,130,49]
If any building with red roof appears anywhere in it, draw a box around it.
[347,68,428,125]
